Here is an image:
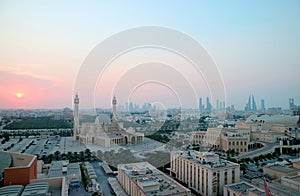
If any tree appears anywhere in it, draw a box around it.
[54,151,61,160]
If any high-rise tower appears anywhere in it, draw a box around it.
[244,94,257,111]
[73,93,79,140]
[199,98,203,111]
[261,99,265,111]
[252,95,257,111]
[112,96,117,122]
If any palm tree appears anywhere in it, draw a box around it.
[54,151,61,161]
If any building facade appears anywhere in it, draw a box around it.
[170,151,240,196]
[191,127,249,154]
[118,162,190,196]
[0,151,37,186]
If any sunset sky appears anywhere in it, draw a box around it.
[0,0,299,109]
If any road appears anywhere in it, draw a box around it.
[237,142,278,159]
[90,161,115,196]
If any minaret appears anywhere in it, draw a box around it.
[73,93,79,140]
[112,96,117,123]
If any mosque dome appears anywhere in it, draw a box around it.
[95,114,111,124]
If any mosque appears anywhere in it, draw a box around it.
[73,94,144,147]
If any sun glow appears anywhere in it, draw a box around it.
[16,92,23,98]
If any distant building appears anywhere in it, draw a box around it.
[118,161,191,196]
[261,99,265,111]
[245,94,257,112]
[223,181,265,196]
[191,127,249,154]
[236,114,298,142]
[0,151,37,186]
[199,98,204,112]
[206,97,212,112]
[289,98,296,110]
[170,151,240,196]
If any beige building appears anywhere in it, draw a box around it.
[263,165,299,179]
[170,151,240,196]
[293,162,300,169]
[281,175,300,193]
[236,114,299,142]
[223,181,265,196]
[250,130,286,143]
[220,133,248,153]
[118,162,190,196]
[191,127,248,154]
[74,95,144,147]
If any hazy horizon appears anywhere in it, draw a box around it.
[1,1,299,110]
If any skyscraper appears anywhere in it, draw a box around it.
[252,95,257,111]
[289,98,296,110]
[73,93,79,140]
[244,94,257,111]
[199,98,204,111]
[261,99,265,111]
[206,97,211,112]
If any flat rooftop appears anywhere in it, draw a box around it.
[0,185,24,196]
[267,165,298,173]
[226,181,265,195]
[172,151,238,169]
[22,182,49,196]
[118,162,190,195]
[283,175,300,182]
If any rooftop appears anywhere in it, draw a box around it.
[266,165,298,173]
[48,161,80,178]
[22,182,49,196]
[172,150,238,169]
[0,185,24,196]
[282,174,300,182]
[118,162,190,195]
[226,181,264,195]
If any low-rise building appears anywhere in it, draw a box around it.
[48,161,81,187]
[0,185,24,196]
[118,161,190,196]
[281,174,300,193]
[223,181,265,196]
[293,161,300,169]
[263,164,299,179]
[251,130,285,143]
[191,127,248,154]
[0,151,37,186]
[170,151,240,196]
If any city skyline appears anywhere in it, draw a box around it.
[0,1,300,109]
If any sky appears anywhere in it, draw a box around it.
[0,0,299,110]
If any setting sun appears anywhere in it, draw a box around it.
[16,92,24,98]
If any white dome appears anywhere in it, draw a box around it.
[95,114,111,124]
